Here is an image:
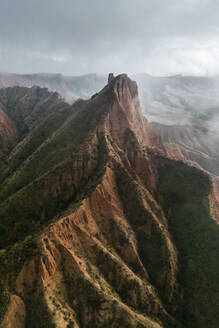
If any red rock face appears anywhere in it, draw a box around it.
[1,75,219,328]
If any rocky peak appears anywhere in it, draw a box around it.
[112,74,138,99]
[98,74,167,154]
[108,72,114,83]
[107,73,139,104]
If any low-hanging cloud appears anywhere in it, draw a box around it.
[1,0,219,76]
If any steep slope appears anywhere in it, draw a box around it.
[0,75,219,328]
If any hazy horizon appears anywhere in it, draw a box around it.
[1,71,219,79]
[1,0,219,77]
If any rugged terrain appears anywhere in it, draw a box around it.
[2,72,219,125]
[1,72,219,180]
[0,75,219,328]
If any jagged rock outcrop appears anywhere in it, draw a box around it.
[108,73,115,83]
[0,75,219,328]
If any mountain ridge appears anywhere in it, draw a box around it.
[0,74,219,328]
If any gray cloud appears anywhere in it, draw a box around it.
[1,0,219,75]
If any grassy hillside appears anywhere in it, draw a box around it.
[157,159,219,328]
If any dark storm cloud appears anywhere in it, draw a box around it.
[1,0,219,75]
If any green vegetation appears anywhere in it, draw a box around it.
[157,158,219,328]
[0,284,10,322]
[67,321,74,328]
[0,235,39,321]
[24,296,56,328]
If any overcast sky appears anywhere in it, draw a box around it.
[1,0,219,76]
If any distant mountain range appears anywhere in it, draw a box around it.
[0,72,107,103]
[134,73,219,181]
[1,72,219,132]
[1,72,219,124]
